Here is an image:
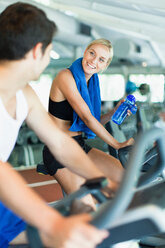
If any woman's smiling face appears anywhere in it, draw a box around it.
[82,43,110,77]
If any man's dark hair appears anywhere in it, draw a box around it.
[0,2,57,60]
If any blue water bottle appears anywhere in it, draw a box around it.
[111,95,137,125]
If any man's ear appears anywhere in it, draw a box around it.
[32,42,43,60]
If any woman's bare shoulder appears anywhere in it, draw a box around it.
[53,68,74,87]
[56,68,72,80]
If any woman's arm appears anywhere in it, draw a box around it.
[100,109,114,125]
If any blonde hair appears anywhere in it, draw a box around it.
[86,38,113,67]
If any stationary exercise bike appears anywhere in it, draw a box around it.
[27,127,165,248]
[118,142,164,187]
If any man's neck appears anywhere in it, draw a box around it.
[0,61,30,101]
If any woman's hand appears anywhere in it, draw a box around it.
[113,99,136,117]
[119,137,134,149]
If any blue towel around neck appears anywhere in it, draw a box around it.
[69,57,101,139]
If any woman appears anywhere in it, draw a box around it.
[38,38,134,201]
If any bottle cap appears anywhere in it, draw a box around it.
[126,94,136,104]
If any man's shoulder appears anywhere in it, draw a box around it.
[22,85,39,109]
[23,85,36,98]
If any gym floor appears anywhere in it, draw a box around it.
[16,166,63,204]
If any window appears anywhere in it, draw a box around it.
[129,74,164,102]
[29,74,52,110]
[99,74,125,101]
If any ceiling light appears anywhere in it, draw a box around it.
[50,50,60,60]
[142,61,147,67]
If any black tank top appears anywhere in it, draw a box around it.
[48,98,73,121]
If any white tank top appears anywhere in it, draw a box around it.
[0,90,28,162]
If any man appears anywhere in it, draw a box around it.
[0,2,108,247]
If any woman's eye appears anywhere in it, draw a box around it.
[90,51,94,55]
[100,58,105,62]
